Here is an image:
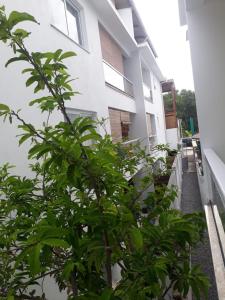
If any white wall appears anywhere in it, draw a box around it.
[118,8,135,38]
[0,0,167,177]
[185,0,225,163]
[166,128,179,150]
[0,0,109,176]
[145,78,167,146]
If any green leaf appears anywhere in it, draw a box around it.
[60,51,77,61]
[5,56,27,67]
[7,11,38,29]
[29,243,43,275]
[29,96,55,107]
[43,239,70,249]
[129,226,143,251]
[62,260,75,280]
[54,49,63,60]
[100,288,112,300]
[0,103,10,112]
[7,296,14,300]
[22,68,34,74]
[13,28,30,38]
[26,75,40,87]
[18,133,31,146]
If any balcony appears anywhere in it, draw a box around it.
[103,60,134,98]
[143,82,153,102]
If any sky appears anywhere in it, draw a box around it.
[134,0,195,91]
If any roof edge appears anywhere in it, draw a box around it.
[128,0,158,58]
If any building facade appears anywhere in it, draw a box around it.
[0,1,168,298]
[0,0,167,178]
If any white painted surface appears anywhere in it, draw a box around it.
[205,205,225,300]
[118,8,135,38]
[179,0,225,164]
[204,148,225,206]
[0,0,167,177]
[166,128,179,150]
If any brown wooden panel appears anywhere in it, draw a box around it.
[109,108,122,141]
[165,113,177,129]
[99,25,124,74]
[121,111,130,123]
[109,109,132,141]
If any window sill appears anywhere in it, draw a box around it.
[50,24,90,54]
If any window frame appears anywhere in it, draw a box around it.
[65,0,83,45]
[51,0,86,48]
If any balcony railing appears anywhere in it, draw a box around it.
[143,82,153,102]
[103,60,134,98]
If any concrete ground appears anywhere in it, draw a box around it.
[181,149,218,300]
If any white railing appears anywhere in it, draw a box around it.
[201,149,225,299]
[122,137,140,146]
[143,82,153,102]
[103,60,134,98]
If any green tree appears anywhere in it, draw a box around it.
[0,7,209,300]
[177,90,199,133]
[164,90,199,134]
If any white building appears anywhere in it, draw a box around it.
[179,0,225,297]
[0,0,167,177]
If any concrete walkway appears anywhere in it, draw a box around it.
[181,149,218,300]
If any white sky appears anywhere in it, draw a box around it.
[134,0,194,91]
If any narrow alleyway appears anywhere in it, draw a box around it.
[181,149,218,300]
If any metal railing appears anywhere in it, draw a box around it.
[103,60,134,98]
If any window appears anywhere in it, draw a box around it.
[108,108,132,142]
[52,0,84,46]
[146,113,156,137]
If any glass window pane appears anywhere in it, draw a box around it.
[51,0,68,35]
[66,2,82,44]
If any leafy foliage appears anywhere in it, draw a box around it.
[164,90,199,134]
[0,6,209,300]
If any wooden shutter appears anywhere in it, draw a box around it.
[99,25,124,74]
[109,109,131,141]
